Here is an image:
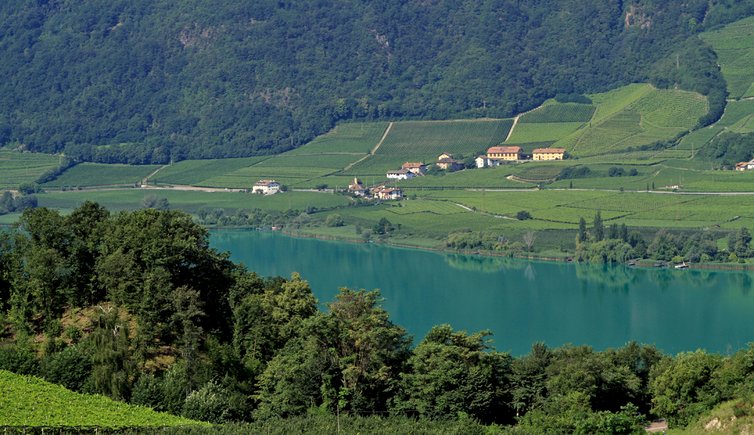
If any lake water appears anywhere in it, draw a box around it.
[210,230,754,356]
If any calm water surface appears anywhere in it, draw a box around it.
[210,230,754,356]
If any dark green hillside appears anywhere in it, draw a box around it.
[0,0,751,163]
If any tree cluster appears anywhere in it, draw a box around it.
[575,212,747,264]
[0,192,37,215]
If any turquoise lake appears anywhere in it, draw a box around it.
[210,230,754,356]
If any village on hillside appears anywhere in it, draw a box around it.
[355,146,566,200]
[253,146,567,200]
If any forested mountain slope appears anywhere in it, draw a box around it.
[0,0,752,163]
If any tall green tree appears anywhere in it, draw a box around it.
[592,211,604,242]
[392,324,513,424]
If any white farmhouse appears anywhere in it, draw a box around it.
[253,179,281,195]
[386,169,414,180]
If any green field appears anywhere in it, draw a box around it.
[557,85,708,156]
[701,15,754,98]
[284,122,389,155]
[0,150,59,190]
[37,190,352,214]
[506,122,585,143]
[519,102,596,123]
[377,119,511,157]
[151,157,269,185]
[0,370,206,428]
[44,163,161,188]
[402,165,530,189]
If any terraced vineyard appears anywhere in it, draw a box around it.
[701,15,754,99]
[284,122,388,155]
[519,102,596,123]
[44,163,161,188]
[0,149,59,190]
[151,157,269,185]
[0,370,206,429]
[557,85,708,156]
[506,122,584,144]
[715,100,754,133]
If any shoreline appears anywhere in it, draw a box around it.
[207,225,754,272]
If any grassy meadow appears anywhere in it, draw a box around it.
[0,370,206,429]
[37,189,351,214]
[0,149,59,190]
[44,163,161,188]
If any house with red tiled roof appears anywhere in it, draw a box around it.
[486,146,522,165]
[401,162,427,175]
[372,185,403,200]
[348,178,367,196]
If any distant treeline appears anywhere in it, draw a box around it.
[1,203,754,433]
[0,1,751,163]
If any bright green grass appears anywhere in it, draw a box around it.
[340,155,404,177]
[520,102,596,123]
[44,163,161,188]
[375,119,511,159]
[561,86,707,156]
[632,89,709,128]
[199,167,334,188]
[588,83,655,124]
[0,150,59,190]
[715,99,754,134]
[701,15,754,98]
[401,166,533,189]
[0,370,206,428]
[253,154,363,169]
[510,164,564,181]
[284,122,389,155]
[151,157,269,185]
[342,119,511,177]
[295,175,363,189]
[676,127,722,152]
[716,100,754,127]
[37,190,351,213]
[506,122,584,143]
[416,190,754,230]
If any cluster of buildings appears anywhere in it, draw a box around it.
[348,178,403,200]
[735,160,754,171]
[386,162,428,180]
[384,147,567,179]
[256,146,567,199]
[475,146,566,168]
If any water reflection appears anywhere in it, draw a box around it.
[210,230,754,356]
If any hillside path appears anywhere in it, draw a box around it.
[142,164,169,185]
[505,116,519,142]
[342,122,393,172]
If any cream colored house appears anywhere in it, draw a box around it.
[532,148,566,161]
[487,146,522,164]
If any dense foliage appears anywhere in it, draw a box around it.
[1,1,752,163]
[699,132,754,166]
[0,203,753,432]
